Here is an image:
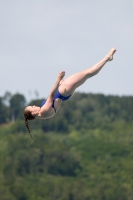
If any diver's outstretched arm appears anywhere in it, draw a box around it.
[49,71,65,98]
[44,71,65,106]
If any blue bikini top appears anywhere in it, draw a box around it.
[41,90,71,113]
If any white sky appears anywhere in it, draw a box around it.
[0,0,133,101]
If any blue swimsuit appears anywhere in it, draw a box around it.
[41,90,71,113]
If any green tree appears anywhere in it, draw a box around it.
[0,97,9,124]
[9,93,26,121]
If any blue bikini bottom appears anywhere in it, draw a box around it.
[41,90,71,113]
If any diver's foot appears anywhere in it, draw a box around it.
[105,48,116,61]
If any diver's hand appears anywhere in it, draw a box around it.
[57,71,65,81]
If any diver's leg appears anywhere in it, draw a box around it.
[59,48,116,96]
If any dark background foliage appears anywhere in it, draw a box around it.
[0,91,133,200]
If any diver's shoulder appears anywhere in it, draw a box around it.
[38,108,55,119]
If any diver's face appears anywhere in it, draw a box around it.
[27,105,40,115]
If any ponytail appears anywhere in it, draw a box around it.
[24,107,35,140]
[25,118,33,139]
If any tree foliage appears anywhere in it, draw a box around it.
[0,91,133,199]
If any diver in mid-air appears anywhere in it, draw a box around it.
[24,48,116,137]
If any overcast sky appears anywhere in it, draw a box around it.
[0,0,133,101]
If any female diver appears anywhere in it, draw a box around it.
[24,48,116,137]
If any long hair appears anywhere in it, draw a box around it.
[24,107,35,139]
